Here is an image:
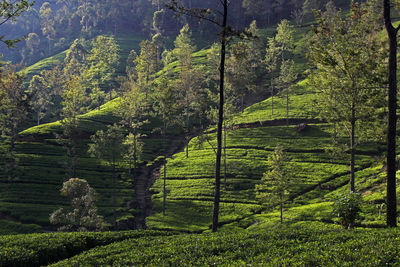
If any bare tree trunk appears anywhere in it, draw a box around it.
[271,80,274,115]
[384,0,398,227]
[350,106,355,193]
[212,0,228,233]
[37,111,40,126]
[133,133,137,179]
[286,87,289,126]
[163,125,167,216]
[8,135,16,181]
[186,99,190,158]
[224,122,227,190]
[280,194,283,224]
[112,162,116,228]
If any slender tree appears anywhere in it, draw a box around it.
[59,75,87,179]
[226,40,256,110]
[383,0,399,227]
[89,124,125,228]
[117,79,148,178]
[40,2,56,55]
[256,145,291,224]
[152,76,179,216]
[308,2,385,192]
[173,24,204,158]
[0,65,32,181]
[167,0,230,232]
[28,75,53,125]
[135,40,160,100]
[83,35,120,106]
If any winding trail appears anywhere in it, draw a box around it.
[133,137,187,229]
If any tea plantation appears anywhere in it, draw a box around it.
[0,24,397,266]
[147,79,387,232]
[3,224,400,266]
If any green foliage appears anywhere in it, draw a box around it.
[0,220,42,236]
[47,227,400,266]
[50,178,106,232]
[332,193,362,229]
[256,145,292,223]
[0,0,33,47]
[83,35,120,104]
[308,1,386,139]
[0,230,175,267]
[89,124,125,165]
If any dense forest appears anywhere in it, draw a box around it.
[1,0,400,265]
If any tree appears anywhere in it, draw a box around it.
[383,0,399,227]
[135,40,160,100]
[167,0,230,232]
[123,133,144,178]
[0,65,32,181]
[117,80,148,178]
[172,24,203,158]
[50,178,106,232]
[28,75,52,125]
[275,19,295,60]
[276,59,297,126]
[265,19,296,121]
[226,40,256,110]
[265,37,280,115]
[308,2,385,193]
[0,0,33,47]
[255,145,291,224]
[59,75,87,179]
[89,124,125,228]
[25,32,40,60]
[126,49,138,79]
[152,76,179,216]
[83,35,120,106]
[40,2,56,55]
[64,38,88,77]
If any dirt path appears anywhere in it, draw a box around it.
[132,137,187,229]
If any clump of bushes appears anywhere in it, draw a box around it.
[332,192,361,229]
[50,178,106,232]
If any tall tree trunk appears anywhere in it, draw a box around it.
[212,0,227,233]
[350,106,355,193]
[286,87,289,126]
[186,99,189,158]
[112,162,116,228]
[163,124,167,216]
[384,0,398,227]
[9,135,16,181]
[224,122,227,190]
[37,110,40,126]
[271,80,274,115]
[280,194,283,224]
[133,133,137,179]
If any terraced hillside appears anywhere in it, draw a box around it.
[21,33,146,82]
[147,79,388,232]
[0,37,225,234]
[0,98,183,233]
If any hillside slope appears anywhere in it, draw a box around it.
[147,79,389,232]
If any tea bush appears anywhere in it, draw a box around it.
[49,226,400,266]
[0,230,176,266]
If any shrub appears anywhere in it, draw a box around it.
[50,178,106,231]
[332,193,361,229]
